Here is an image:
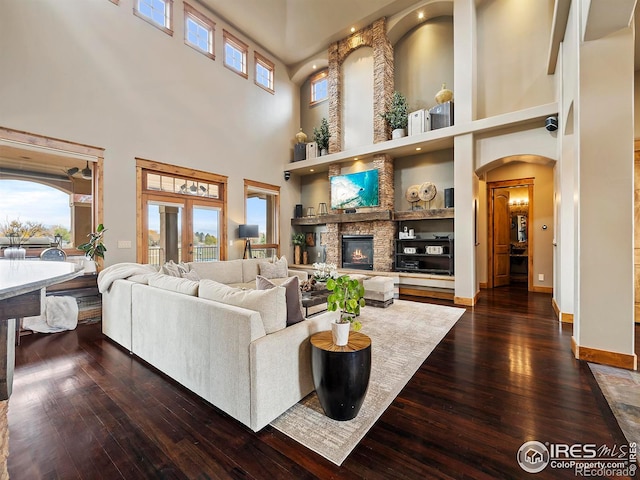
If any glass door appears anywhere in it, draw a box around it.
[143,197,185,266]
[188,202,221,262]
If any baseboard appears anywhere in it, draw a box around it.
[479,282,488,289]
[572,337,637,370]
[552,298,560,319]
[532,286,553,294]
[454,291,479,307]
[561,313,574,323]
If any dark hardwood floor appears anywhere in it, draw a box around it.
[7,285,636,479]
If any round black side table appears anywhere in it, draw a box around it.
[310,330,372,421]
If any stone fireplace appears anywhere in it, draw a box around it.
[342,235,374,270]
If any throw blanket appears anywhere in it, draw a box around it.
[97,263,159,293]
[22,296,78,334]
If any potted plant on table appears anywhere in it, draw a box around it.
[326,275,366,346]
[0,218,45,259]
[78,224,107,273]
[381,91,409,139]
[292,232,305,265]
[313,117,331,156]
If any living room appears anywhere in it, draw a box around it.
[1,0,638,477]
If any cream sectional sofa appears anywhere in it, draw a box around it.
[99,258,335,432]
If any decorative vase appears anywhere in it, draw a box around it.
[83,257,97,274]
[435,83,453,104]
[295,128,307,144]
[331,321,351,346]
[320,148,328,156]
[303,251,308,265]
[3,246,26,260]
[294,245,301,265]
[391,128,406,140]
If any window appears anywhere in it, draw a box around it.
[223,30,248,78]
[184,3,215,59]
[254,52,274,94]
[244,180,280,259]
[134,0,173,36]
[310,70,328,104]
[137,159,227,265]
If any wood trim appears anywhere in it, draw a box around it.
[244,179,280,256]
[561,313,574,323]
[0,126,104,158]
[552,297,560,318]
[136,158,228,184]
[223,29,249,79]
[136,165,144,263]
[572,339,637,370]
[532,286,552,294]
[254,51,275,94]
[479,282,488,289]
[399,287,454,300]
[454,291,478,306]
[244,179,280,193]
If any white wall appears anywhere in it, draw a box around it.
[0,0,299,265]
[476,0,556,118]
[394,150,454,210]
[394,16,454,112]
[342,47,374,151]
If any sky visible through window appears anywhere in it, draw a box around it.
[0,180,71,230]
[256,63,271,89]
[186,17,209,52]
[139,0,167,27]
[225,43,244,72]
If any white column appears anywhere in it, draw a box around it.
[454,133,478,304]
[453,0,476,123]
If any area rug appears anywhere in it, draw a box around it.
[589,363,640,450]
[270,299,465,466]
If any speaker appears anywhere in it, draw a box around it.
[444,188,454,208]
[295,204,303,218]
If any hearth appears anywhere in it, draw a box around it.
[342,235,373,270]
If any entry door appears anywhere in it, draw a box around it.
[493,190,511,287]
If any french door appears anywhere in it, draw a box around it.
[141,194,222,265]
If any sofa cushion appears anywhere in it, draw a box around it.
[241,258,263,283]
[199,279,287,334]
[148,273,199,296]
[256,275,304,326]
[189,259,244,284]
[259,256,288,279]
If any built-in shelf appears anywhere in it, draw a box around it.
[285,102,558,175]
[291,208,454,226]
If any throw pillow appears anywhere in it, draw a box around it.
[259,256,288,279]
[256,275,304,326]
[199,279,286,334]
[161,260,182,277]
[181,269,200,281]
[148,273,199,296]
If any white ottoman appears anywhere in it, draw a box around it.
[363,276,394,308]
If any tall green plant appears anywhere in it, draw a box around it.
[78,224,107,260]
[313,117,331,151]
[326,275,365,330]
[381,91,409,130]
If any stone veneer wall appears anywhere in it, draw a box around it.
[327,18,394,153]
[322,154,396,271]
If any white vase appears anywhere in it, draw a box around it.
[321,148,328,156]
[392,128,406,140]
[331,321,351,346]
[3,246,26,259]
[83,257,97,273]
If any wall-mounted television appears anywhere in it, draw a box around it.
[330,169,379,210]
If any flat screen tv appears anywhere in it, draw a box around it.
[330,169,379,210]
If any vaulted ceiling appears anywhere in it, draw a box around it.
[199,0,420,67]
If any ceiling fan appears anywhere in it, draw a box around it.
[66,161,92,179]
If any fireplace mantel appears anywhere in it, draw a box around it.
[291,208,454,226]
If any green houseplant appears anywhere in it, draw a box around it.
[326,275,365,345]
[381,91,409,139]
[292,232,305,265]
[78,224,107,272]
[313,117,331,155]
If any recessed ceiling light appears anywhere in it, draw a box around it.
[312,64,317,69]
[310,169,314,172]
[350,27,356,33]
[354,157,358,161]
[418,12,424,20]
[416,147,422,151]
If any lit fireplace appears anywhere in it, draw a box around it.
[342,235,374,270]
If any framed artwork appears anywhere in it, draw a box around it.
[306,232,315,247]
